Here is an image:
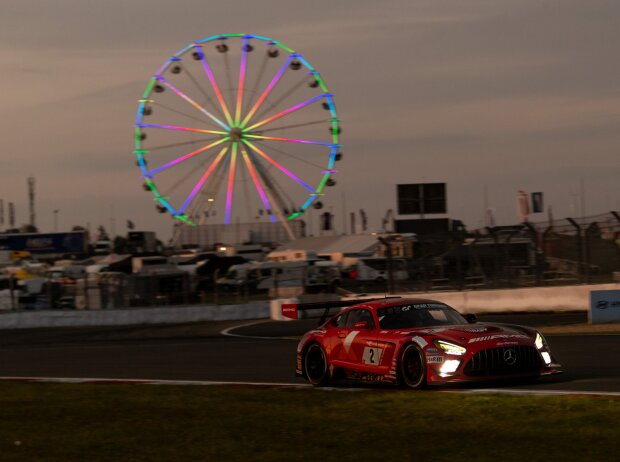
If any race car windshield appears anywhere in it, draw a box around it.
[377,303,467,329]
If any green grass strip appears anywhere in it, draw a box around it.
[0,382,618,462]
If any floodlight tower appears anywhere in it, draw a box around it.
[27,176,36,229]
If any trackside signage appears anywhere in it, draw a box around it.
[590,290,620,323]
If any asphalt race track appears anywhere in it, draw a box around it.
[1,312,619,393]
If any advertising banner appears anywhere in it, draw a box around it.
[590,290,620,323]
[0,231,88,257]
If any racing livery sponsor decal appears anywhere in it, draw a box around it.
[362,347,384,365]
[362,374,385,382]
[426,355,444,364]
[401,303,448,310]
[461,327,487,333]
[365,340,390,349]
[425,347,440,354]
[281,304,297,319]
[468,334,528,343]
[412,336,428,348]
[343,331,360,353]
[422,328,449,334]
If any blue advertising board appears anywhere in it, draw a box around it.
[0,231,88,257]
[590,290,620,323]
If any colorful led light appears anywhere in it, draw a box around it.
[148,138,229,176]
[241,149,276,223]
[178,146,229,214]
[194,45,234,127]
[242,140,315,192]
[137,123,227,136]
[244,93,327,132]
[235,37,249,126]
[243,134,336,147]
[225,142,238,224]
[158,76,230,131]
[240,54,295,128]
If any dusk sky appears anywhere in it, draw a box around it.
[1,0,619,241]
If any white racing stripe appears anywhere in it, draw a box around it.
[219,320,289,339]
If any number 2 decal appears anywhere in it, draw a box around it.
[363,347,383,365]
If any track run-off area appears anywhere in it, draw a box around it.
[1,312,619,396]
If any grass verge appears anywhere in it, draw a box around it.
[0,382,618,462]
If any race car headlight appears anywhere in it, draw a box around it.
[434,340,466,356]
[440,359,461,376]
[535,332,545,350]
[541,352,552,365]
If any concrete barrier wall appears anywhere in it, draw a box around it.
[0,302,270,330]
[392,283,620,314]
[269,283,620,320]
[2,283,619,329]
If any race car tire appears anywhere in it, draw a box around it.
[398,343,427,389]
[304,343,330,386]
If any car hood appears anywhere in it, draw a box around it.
[407,323,534,347]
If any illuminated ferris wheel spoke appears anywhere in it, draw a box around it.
[253,140,326,170]
[240,54,295,128]
[234,37,249,126]
[252,158,297,223]
[137,123,227,136]
[225,142,239,224]
[177,62,228,123]
[178,145,229,214]
[194,45,234,127]
[147,136,220,152]
[241,148,275,222]
[244,93,328,132]
[152,101,211,126]
[222,50,235,109]
[256,118,333,134]
[159,76,230,131]
[242,139,315,193]
[244,134,337,147]
[166,152,217,196]
[188,156,228,223]
[148,137,229,176]
[244,50,270,121]
[252,75,309,123]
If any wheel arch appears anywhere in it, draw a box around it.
[397,341,428,389]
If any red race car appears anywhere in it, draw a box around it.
[282,297,562,388]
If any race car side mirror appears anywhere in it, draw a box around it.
[465,314,477,324]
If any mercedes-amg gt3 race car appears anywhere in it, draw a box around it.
[282,297,562,388]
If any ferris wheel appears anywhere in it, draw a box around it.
[133,33,341,236]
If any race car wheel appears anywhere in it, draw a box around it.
[304,343,330,386]
[398,343,427,389]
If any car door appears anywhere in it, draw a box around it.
[331,308,379,372]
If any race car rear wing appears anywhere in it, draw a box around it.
[281,297,400,323]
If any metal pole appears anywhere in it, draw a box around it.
[566,218,582,283]
[486,227,500,288]
[522,222,543,286]
[584,222,598,284]
[378,237,394,294]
